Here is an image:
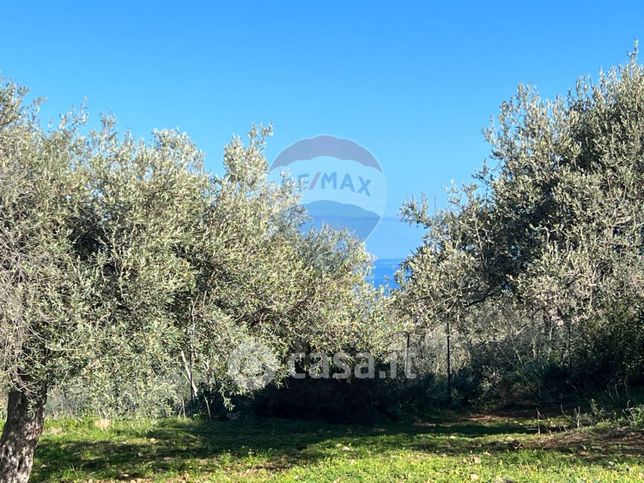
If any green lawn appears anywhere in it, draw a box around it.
[31,413,643,482]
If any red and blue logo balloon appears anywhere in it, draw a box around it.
[271,135,387,240]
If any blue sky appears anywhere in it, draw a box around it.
[1,1,642,258]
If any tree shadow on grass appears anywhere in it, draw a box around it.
[30,417,529,481]
[30,416,640,481]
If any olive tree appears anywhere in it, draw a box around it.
[482,52,644,381]
[0,81,223,479]
[0,84,96,480]
[397,49,644,400]
[0,79,386,481]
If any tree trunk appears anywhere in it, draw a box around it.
[446,318,452,406]
[0,386,47,483]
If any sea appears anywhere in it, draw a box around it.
[369,258,404,288]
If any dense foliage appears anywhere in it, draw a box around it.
[1,51,643,482]
[397,52,644,404]
[0,81,389,480]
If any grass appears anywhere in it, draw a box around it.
[30,412,644,482]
